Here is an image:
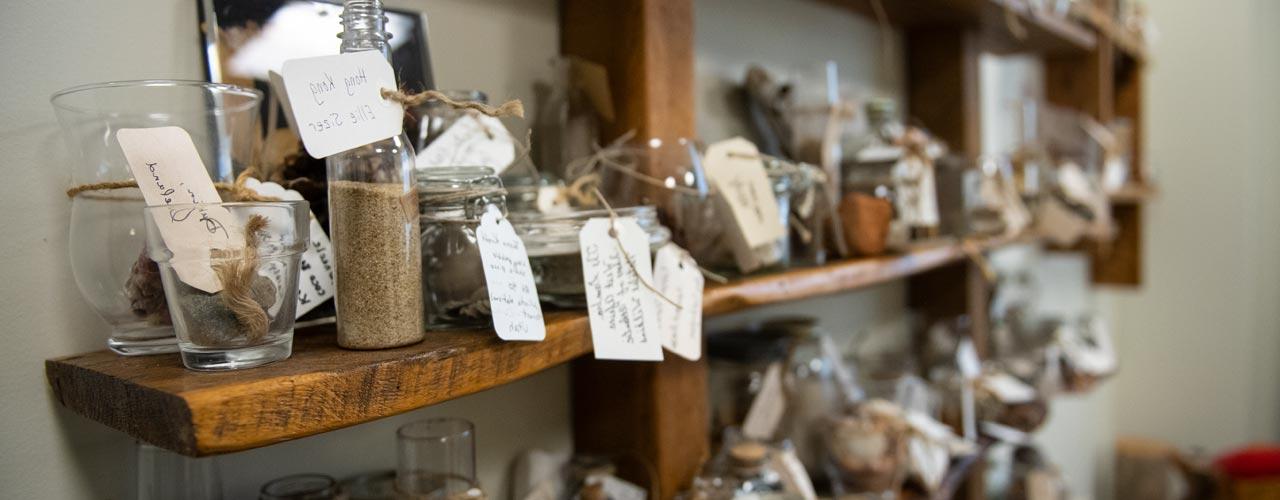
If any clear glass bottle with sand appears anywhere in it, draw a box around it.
[327,0,424,349]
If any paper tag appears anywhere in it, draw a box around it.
[956,339,982,379]
[704,138,785,248]
[267,70,301,136]
[118,127,234,293]
[772,447,817,500]
[654,243,703,361]
[478,205,546,341]
[599,476,646,500]
[980,373,1038,404]
[243,179,335,318]
[743,362,786,440]
[279,51,403,158]
[579,218,663,361]
[819,334,863,402]
[417,114,517,173]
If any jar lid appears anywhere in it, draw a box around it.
[416,166,506,210]
[729,442,768,467]
[509,206,671,256]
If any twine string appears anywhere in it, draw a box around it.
[591,187,681,310]
[381,88,524,119]
[211,214,271,342]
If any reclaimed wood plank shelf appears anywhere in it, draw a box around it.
[45,235,1026,457]
[821,0,1097,55]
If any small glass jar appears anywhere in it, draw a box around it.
[260,474,344,500]
[143,202,309,371]
[510,206,671,308]
[397,418,481,499]
[418,167,507,328]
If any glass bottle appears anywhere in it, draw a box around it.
[327,0,424,349]
[417,166,506,328]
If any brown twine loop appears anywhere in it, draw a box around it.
[591,187,681,310]
[66,166,282,202]
[380,88,525,119]
[211,214,271,342]
[565,131,704,201]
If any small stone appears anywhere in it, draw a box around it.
[175,275,278,347]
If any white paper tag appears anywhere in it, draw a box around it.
[956,339,982,379]
[703,137,785,248]
[599,476,646,500]
[118,127,235,293]
[980,372,1038,404]
[243,179,334,318]
[772,447,818,500]
[279,51,403,158]
[477,205,546,341]
[579,218,663,361]
[653,243,703,361]
[742,362,786,440]
[417,114,517,173]
[267,70,301,136]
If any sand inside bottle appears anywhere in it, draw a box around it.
[329,180,425,349]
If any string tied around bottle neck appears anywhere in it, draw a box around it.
[380,88,524,119]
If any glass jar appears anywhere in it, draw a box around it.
[417,166,506,328]
[51,80,261,355]
[397,418,482,499]
[684,432,804,500]
[510,206,671,308]
[707,327,792,443]
[413,90,488,153]
[260,474,344,500]
[327,0,424,350]
[137,443,223,500]
[767,317,857,478]
[143,202,309,371]
[821,401,910,498]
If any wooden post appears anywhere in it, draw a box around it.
[561,1,707,498]
[906,27,984,159]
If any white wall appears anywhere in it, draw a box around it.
[0,0,567,498]
[1105,0,1280,451]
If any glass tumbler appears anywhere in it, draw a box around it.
[417,167,506,329]
[144,202,309,371]
[51,80,261,355]
[396,418,480,499]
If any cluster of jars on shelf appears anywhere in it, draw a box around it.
[682,307,1113,500]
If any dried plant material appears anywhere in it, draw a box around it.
[825,400,909,494]
[125,248,171,325]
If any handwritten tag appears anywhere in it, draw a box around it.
[599,476,646,500]
[743,362,786,440]
[654,243,703,361]
[478,205,546,341]
[279,51,403,158]
[579,218,663,361]
[118,127,234,293]
[956,338,982,379]
[704,137,785,248]
[243,179,334,318]
[980,372,1038,404]
[417,114,517,173]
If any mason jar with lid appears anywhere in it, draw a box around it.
[418,166,507,329]
[509,206,671,308]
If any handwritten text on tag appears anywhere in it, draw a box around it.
[478,205,546,341]
[704,137,785,248]
[579,218,663,361]
[118,127,234,293]
[654,243,703,361]
[417,115,517,173]
[280,51,403,158]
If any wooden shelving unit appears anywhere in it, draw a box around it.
[45,236,1024,458]
[45,0,1148,498]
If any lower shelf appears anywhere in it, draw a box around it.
[46,234,1027,456]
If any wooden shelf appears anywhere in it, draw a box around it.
[1070,2,1149,64]
[46,235,1027,457]
[821,0,1097,55]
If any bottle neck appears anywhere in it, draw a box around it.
[339,0,392,60]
